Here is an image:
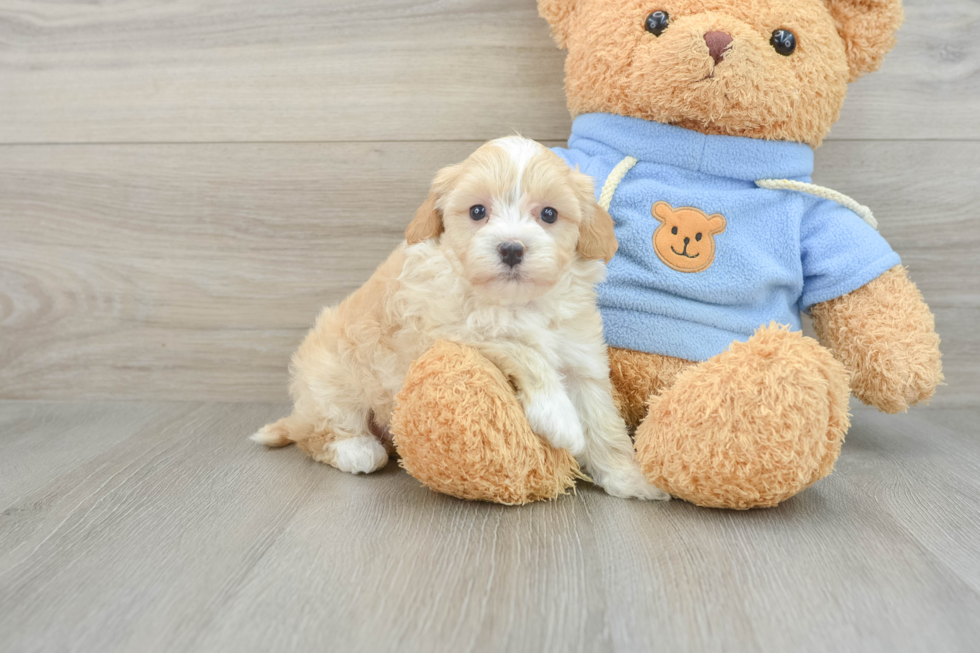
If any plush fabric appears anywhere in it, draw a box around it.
[608,347,694,431]
[386,0,939,510]
[553,113,901,362]
[391,340,580,505]
[634,323,851,509]
[811,266,944,413]
[539,0,903,147]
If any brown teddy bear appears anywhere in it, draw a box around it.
[391,0,943,509]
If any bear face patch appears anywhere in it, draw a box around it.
[652,201,727,273]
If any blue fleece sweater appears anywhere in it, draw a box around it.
[553,113,900,362]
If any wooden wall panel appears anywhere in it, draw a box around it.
[0,0,977,144]
[2,140,976,404]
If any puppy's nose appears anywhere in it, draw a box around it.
[704,31,733,65]
[498,242,525,268]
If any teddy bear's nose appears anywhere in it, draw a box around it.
[704,31,733,65]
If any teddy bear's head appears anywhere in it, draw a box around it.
[539,0,903,146]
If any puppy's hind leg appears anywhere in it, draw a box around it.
[251,414,312,448]
[253,410,389,475]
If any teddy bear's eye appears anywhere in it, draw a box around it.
[770,29,797,56]
[645,11,669,37]
[696,232,702,242]
[671,226,678,235]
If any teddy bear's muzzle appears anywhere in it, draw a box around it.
[704,31,733,65]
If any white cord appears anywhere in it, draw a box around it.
[756,178,878,230]
[599,156,638,211]
[597,159,878,231]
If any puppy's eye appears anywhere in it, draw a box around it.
[770,29,797,56]
[540,207,558,224]
[671,226,678,235]
[469,205,487,221]
[645,11,669,37]
[695,232,702,242]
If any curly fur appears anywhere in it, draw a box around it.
[608,347,693,431]
[392,341,580,505]
[280,0,933,511]
[634,324,851,509]
[540,0,903,146]
[254,137,668,503]
[811,265,943,413]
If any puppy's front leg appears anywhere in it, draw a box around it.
[566,373,670,502]
[472,343,586,456]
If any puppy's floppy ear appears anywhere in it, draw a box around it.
[578,203,618,264]
[538,0,580,49]
[824,0,904,81]
[406,163,462,245]
[570,167,618,263]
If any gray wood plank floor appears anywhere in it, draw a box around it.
[1,402,978,653]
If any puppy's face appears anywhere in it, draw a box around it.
[406,137,617,305]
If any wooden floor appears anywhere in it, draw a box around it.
[1,402,978,653]
[3,0,979,651]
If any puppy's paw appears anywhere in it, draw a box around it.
[330,437,389,475]
[524,391,586,457]
[593,464,670,501]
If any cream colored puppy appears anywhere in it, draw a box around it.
[252,137,667,501]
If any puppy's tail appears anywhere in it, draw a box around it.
[250,415,312,448]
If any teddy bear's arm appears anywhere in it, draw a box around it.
[810,265,943,413]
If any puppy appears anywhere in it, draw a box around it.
[252,137,667,501]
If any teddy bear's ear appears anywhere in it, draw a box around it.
[824,0,904,81]
[707,214,727,235]
[652,202,673,224]
[538,0,580,49]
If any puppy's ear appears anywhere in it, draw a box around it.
[578,203,618,264]
[538,0,580,49]
[406,164,461,245]
[824,0,904,81]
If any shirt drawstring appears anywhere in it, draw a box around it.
[598,155,878,231]
[755,179,878,230]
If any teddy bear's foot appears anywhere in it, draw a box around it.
[390,340,579,505]
[634,324,851,510]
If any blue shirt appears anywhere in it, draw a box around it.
[553,113,900,362]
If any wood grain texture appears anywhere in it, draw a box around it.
[0,401,978,653]
[0,0,977,144]
[2,140,976,404]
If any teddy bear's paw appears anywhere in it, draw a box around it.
[524,390,586,457]
[634,324,851,510]
[811,266,943,414]
[591,463,670,502]
[392,340,579,505]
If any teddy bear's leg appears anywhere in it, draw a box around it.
[633,324,851,509]
[608,347,695,432]
[811,265,943,414]
[390,340,579,505]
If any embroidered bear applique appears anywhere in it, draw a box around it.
[651,201,727,273]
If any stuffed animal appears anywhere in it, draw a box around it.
[391,0,943,508]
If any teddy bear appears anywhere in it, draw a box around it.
[390,0,943,509]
